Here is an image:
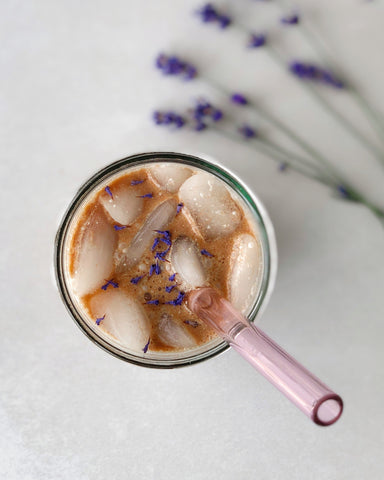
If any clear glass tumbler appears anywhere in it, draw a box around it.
[54,151,277,368]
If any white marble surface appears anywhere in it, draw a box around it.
[1,0,384,479]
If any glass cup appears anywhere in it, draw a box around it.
[54,151,277,369]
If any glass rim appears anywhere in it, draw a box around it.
[54,151,278,369]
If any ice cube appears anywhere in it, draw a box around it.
[99,184,143,225]
[72,208,117,296]
[178,172,241,240]
[170,236,207,290]
[157,313,197,349]
[148,163,192,193]
[228,233,261,313]
[115,198,177,272]
[90,290,151,352]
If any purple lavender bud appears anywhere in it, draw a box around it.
[239,125,257,139]
[155,230,171,238]
[101,279,119,291]
[149,264,156,277]
[105,186,113,198]
[155,251,168,261]
[155,262,161,275]
[131,179,145,186]
[231,93,248,105]
[142,338,150,353]
[146,300,160,305]
[219,15,231,28]
[114,225,127,231]
[290,61,345,89]
[153,111,164,125]
[212,109,223,121]
[248,33,266,48]
[200,249,214,257]
[138,193,153,198]
[95,315,105,326]
[152,237,160,251]
[281,14,300,25]
[169,273,176,282]
[155,53,198,80]
[165,285,176,293]
[166,291,185,306]
[176,203,184,214]
[130,275,145,285]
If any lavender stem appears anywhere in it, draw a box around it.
[205,76,340,184]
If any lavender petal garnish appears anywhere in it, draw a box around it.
[114,225,128,231]
[184,320,199,328]
[155,230,171,238]
[101,279,119,291]
[166,291,185,306]
[155,262,161,275]
[149,264,156,277]
[138,193,154,198]
[130,275,145,285]
[131,179,145,185]
[151,237,160,251]
[146,300,160,305]
[169,273,176,282]
[105,186,113,198]
[95,315,105,326]
[200,249,214,257]
[142,338,150,353]
[176,203,184,214]
[165,285,176,293]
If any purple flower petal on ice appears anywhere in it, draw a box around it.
[169,273,176,282]
[155,262,161,275]
[201,249,214,257]
[166,291,185,306]
[149,264,156,277]
[137,193,153,198]
[101,279,119,291]
[151,237,160,251]
[197,4,231,29]
[155,230,171,239]
[165,285,176,293]
[155,251,168,261]
[146,299,160,305]
[96,315,105,325]
[142,338,150,353]
[105,186,113,198]
[131,179,145,185]
[114,224,128,231]
[176,203,184,214]
[130,275,145,285]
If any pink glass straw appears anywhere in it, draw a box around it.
[188,287,343,426]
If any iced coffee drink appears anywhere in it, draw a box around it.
[55,153,274,366]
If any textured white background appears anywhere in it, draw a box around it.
[1,1,384,479]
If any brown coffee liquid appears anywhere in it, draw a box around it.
[68,165,259,352]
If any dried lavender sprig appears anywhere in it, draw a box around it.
[253,39,384,166]
[275,0,384,140]
[210,124,384,222]
[206,76,341,183]
[196,8,384,164]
